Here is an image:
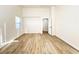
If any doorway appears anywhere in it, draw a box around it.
[43,18,48,33]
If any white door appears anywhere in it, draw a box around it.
[23,17,42,34]
[48,18,52,35]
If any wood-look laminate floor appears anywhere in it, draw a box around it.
[0,33,79,54]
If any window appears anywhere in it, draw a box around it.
[15,16,21,34]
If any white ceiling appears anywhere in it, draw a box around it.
[21,5,55,8]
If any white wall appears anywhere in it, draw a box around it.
[22,7,50,33]
[0,28,2,43]
[51,7,56,35]
[22,7,50,18]
[55,6,79,50]
[16,6,23,37]
[0,6,23,47]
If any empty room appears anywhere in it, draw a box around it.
[0,5,79,54]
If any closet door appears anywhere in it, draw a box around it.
[23,17,42,33]
[48,17,52,35]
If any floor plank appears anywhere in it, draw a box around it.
[0,33,79,54]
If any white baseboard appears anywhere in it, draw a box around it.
[0,33,24,48]
[56,34,79,50]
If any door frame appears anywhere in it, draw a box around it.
[42,17,52,35]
